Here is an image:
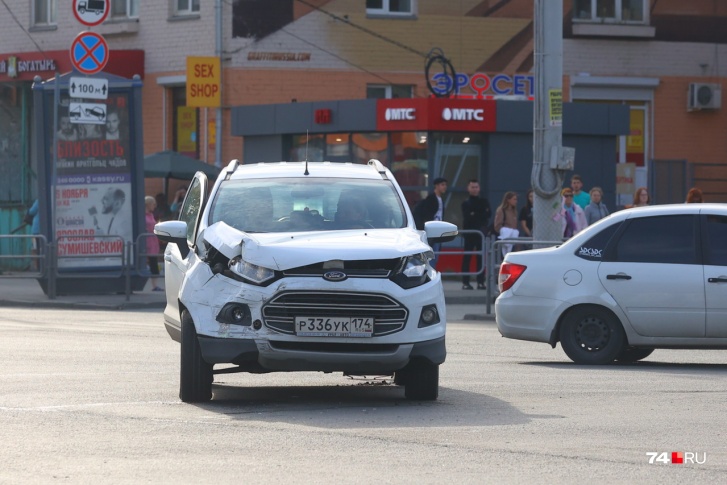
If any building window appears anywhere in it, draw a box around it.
[390,132,428,210]
[233,0,293,39]
[111,0,139,18]
[33,0,57,26]
[367,84,414,99]
[366,0,415,17]
[172,87,199,160]
[326,134,350,162]
[352,133,389,165]
[573,0,646,23]
[289,134,324,162]
[176,0,200,16]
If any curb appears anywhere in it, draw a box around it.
[462,313,496,322]
[0,299,166,311]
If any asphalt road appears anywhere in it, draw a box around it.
[1,307,726,484]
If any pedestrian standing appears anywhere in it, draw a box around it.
[685,187,704,203]
[494,191,519,256]
[460,179,490,290]
[560,188,587,239]
[518,189,534,237]
[413,177,448,269]
[145,196,163,291]
[627,186,650,208]
[584,186,610,225]
[570,174,590,210]
[170,186,188,219]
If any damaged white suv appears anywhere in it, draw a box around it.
[154,159,457,402]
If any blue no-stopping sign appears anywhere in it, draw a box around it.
[70,31,109,75]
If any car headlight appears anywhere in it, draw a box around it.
[391,253,431,289]
[229,257,276,285]
[403,255,427,278]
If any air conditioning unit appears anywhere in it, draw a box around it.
[688,83,721,111]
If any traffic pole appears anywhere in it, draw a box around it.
[531,0,573,244]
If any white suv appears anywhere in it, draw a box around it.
[155,159,458,402]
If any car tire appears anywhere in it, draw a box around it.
[559,306,625,365]
[404,362,439,400]
[615,347,654,363]
[180,310,213,402]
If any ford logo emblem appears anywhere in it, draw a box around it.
[323,270,347,282]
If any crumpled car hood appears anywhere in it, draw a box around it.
[202,221,430,271]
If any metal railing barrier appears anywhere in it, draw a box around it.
[0,233,167,302]
[134,232,165,277]
[0,234,48,278]
[49,234,126,300]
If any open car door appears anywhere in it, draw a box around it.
[159,172,209,340]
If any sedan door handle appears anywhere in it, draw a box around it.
[606,274,632,280]
[708,277,727,283]
[164,255,172,262]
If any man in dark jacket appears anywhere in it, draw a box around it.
[413,177,448,230]
[413,177,448,268]
[460,179,491,289]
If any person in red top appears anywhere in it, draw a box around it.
[145,196,163,291]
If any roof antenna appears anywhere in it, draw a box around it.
[304,129,309,175]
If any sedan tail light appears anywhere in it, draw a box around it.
[499,263,527,292]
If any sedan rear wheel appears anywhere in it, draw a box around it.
[180,310,213,402]
[616,347,654,363]
[559,306,625,365]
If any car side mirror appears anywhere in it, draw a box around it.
[424,220,458,244]
[154,220,190,258]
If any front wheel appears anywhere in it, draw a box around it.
[616,347,654,363]
[404,362,439,400]
[180,310,213,402]
[559,306,625,365]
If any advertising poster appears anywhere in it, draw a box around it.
[51,92,134,269]
[616,162,637,208]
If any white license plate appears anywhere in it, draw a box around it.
[295,316,374,337]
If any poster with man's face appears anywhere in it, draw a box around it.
[50,93,134,269]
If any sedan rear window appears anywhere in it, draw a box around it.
[704,215,727,266]
[607,215,698,265]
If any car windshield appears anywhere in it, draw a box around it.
[208,177,407,233]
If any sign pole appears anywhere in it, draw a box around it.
[532,0,569,244]
[49,71,60,300]
[215,0,223,168]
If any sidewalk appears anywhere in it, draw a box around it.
[0,275,496,320]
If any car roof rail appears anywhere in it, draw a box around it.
[227,159,240,171]
[367,159,388,177]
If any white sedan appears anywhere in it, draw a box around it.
[496,203,727,364]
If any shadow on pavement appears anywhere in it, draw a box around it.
[519,360,727,376]
[191,383,542,429]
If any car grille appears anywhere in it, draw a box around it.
[262,291,408,336]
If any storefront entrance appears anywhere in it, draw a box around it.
[431,133,483,228]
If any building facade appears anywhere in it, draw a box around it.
[1,0,725,230]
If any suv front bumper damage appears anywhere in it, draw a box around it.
[198,335,446,374]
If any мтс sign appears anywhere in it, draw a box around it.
[186,57,220,108]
